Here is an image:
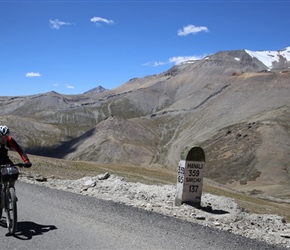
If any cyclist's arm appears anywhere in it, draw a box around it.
[7,136,30,163]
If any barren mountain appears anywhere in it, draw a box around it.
[1,47,290,198]
[83,85,109,94]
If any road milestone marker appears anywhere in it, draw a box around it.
[175,146,205,207]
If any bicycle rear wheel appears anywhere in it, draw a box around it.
[5,187,17,234]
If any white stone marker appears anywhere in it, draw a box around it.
[175,147,205,207]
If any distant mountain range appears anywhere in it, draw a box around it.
[1,46,290,198]
[84,46,290,95]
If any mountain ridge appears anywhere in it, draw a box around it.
[83,85,109,94]
[1,46,290,198]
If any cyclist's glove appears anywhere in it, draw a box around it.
[24,161,32,168]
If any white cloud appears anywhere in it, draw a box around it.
[142,61,167,67]
[26,72,41,77]
[178,24,209,36]
[66,84,74,89]
[49,19,71,30]
[169,55,205,64]
[143,54,208,68]
[90,16,114,26]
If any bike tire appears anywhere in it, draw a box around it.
[0,187,3,220]
[5,187,17,234]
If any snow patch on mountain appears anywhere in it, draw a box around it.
[245,46,290,69]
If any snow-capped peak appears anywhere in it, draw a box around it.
[245,46,290,69]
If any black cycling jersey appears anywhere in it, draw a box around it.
[0,136,30,165]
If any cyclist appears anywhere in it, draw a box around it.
[0,125,32,167]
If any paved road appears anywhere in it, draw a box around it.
[0,182,286,250]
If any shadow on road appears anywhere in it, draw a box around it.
[0,219,57,240]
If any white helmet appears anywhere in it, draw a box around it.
[0,125,10,136]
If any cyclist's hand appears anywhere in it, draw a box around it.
[24,161,32,168]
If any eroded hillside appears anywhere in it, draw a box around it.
[1,49,290,198]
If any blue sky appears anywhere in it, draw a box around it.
[1,0,290,96]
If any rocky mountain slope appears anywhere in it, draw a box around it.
[1,47,290,198]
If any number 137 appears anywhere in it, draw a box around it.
[189,185,198,192]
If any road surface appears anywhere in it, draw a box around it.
[0,182,285,250]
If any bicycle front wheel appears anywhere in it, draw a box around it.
[5,187,17,234]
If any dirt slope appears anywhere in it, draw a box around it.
[1,49,290,198]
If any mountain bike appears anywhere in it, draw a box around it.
[0,163,24,234]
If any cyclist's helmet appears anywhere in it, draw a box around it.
[0,125,10,136]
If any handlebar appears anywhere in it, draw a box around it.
[13,163,25,168]
[0,163,25,168]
